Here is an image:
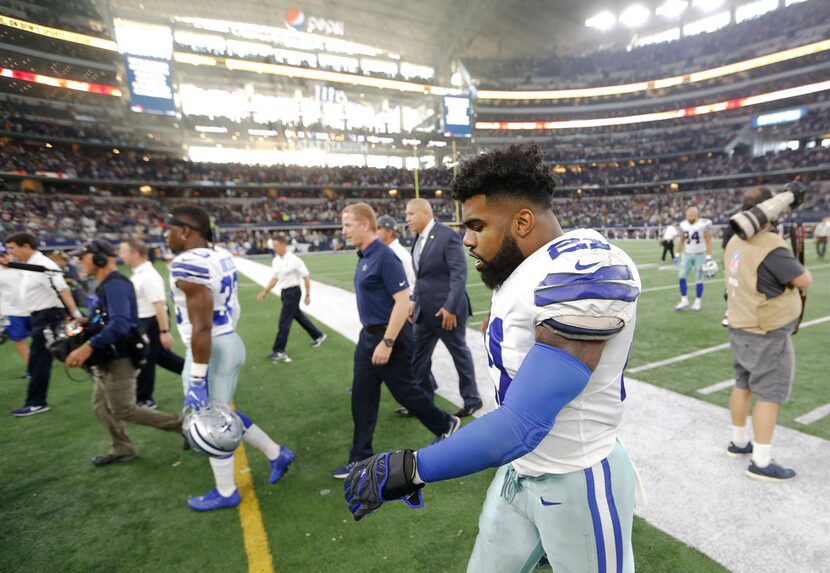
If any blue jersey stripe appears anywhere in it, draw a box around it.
[171,262,210,274]
[601,459,624,573]
[535,283,640,306]
[585,467,606,572]
[537,265,633,288]
[172,271,210,281]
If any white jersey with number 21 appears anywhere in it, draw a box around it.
[169,246,240,347]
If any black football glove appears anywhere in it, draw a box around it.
[343,449,423,521]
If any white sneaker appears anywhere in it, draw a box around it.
[674,299,689,311]
[272,352,293,363]
[311,333,327,348]
[691,299,701,311]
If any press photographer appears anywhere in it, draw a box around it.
[723,183,812,482]
[65,240,183,467]
[4,233,83,417]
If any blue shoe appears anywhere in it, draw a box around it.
[746,460,796,482]
[332,461,359,479]
[727,441,753,457]
[269,447,296,484]
[187,488,241,511]
[11,405,50,417]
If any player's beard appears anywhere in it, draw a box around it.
[478,233,525,290]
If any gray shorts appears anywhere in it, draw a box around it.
[728,327,795,403]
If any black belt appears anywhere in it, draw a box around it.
[365,324,388,334]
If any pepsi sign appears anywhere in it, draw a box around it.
[285,8,345,36]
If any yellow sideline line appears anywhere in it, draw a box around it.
[231,401,275,573]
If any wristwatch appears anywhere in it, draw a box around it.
[382,337,395,348]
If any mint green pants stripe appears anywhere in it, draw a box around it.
[468,441,635,573]
[182,332,246,405]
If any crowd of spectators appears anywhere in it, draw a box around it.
[3,135,828,193]
[466,1,829,88]
[3,183,828,250]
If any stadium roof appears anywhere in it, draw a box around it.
[97,0,596,68]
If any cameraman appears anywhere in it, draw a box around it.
[723,187,812,481]
[65,240,183,466]
[4,233,83,417]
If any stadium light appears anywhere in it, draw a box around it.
[619,4,651,28]
[656,0,689,19]
[585,11,616,31]
[691,0,726,11]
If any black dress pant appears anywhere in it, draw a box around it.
[136,317,185,402]
[272,286,323,353]
[661,240,675,261]
[25,307,67,407]
[412,317,481,408]
[350,325,451,462]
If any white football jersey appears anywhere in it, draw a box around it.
[0,266,28,317]
[169,247,240,346]
[484,229,640,476]
[680,218,711,254]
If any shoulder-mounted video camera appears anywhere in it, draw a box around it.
[45,318,108,366]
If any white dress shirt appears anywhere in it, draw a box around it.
[662,225,678,242]
[130,260,167,319]
[388,238,416,289]
[0,266,29,316]
[271,251,310,289]
[413,218,436,271]
[20,251,68,313]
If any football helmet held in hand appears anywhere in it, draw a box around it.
[183,401,244,457]
[703,259,719,278]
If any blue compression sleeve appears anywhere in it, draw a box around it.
[416,343,592,483]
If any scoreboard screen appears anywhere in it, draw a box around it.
[124,54,177,116]
[442,96,472,138]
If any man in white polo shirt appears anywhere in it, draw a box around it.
[377,215,416,290]
[119,239,184,409]
[0,242,31,377]
[256,234,326,363]
[4,233,83,416]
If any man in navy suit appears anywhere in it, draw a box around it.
[404,199,482,417]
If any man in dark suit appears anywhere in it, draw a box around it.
[404,198,482,417]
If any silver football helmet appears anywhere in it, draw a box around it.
[703,259,719,278]
[183,401,244,457]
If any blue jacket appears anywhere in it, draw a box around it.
[88,271,140,359]
[411,221,471,324]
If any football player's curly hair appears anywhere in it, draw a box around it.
[451,144,557,209]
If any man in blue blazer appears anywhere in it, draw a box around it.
[404,198,482,417]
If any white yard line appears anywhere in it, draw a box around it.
[697,379,736,395]
[628,314,830,374]
[237,255,830,573]
[795,404,830,425]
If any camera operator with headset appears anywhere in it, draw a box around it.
[723,183,812,481]
[4,233,83,417]
[64,240,183,466]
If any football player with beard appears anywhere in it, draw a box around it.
[343,145,642,572]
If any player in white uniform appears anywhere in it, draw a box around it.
[165,206,295,511]
[0,242,32,373]
[675,206,713,311]
[343,145,640,572]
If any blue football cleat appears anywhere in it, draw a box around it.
[269,447,296,484]
[187,488,241,511]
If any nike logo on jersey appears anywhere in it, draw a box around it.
[540,497,562,506]
[575,260,600,271]
[399,280,406,286]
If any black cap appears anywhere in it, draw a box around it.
[377,215,398,230]
[70,239,116,258]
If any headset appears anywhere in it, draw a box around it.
[85,240,112,267]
